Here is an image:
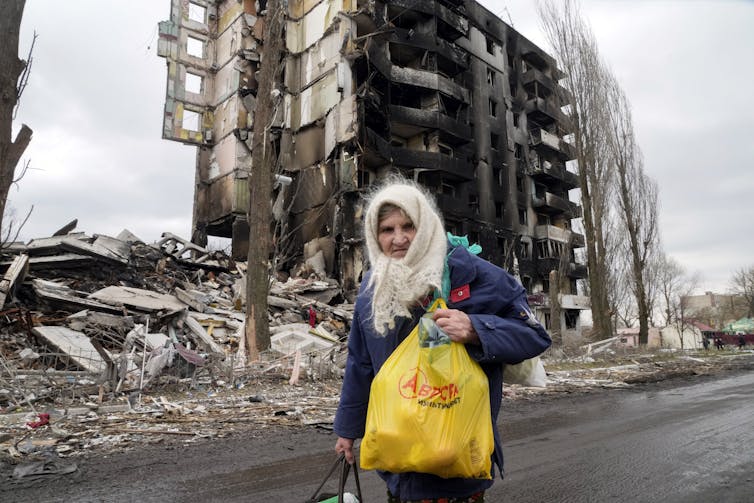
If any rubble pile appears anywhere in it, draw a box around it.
[0,228,354,423]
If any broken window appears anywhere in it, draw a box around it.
[516,175,525,193]
[497,237,507,256]
[489,99,497,117]
[535,183,546,198]
[514,143,523,160]
[491,133,500,150]
[493,167,503,186]
[536,241,548,259]
[468,194,479,215]
[357,169,371,188]
[441,181,456,197]
[183,109,201,131]
[185,72,203,94]
[519,239,531,258]
[487,68,495,87]
[188,2,207,23]
[565,310,579,329]
[446,219,463,236]
[486,36,495,55]
[187,36,204,58]
[518,208,528,226]
[438,142,453,156]
[522,276,532,292]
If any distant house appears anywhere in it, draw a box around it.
[616,325,703,350]
[660,324,703,350]
[616,327,662,349]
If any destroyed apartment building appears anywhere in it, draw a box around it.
[157,0,590,340]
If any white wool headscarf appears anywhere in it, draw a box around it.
[364,182,447,335]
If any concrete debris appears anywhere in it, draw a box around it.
[0,227,355,460]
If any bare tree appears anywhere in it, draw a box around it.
[0,0,33,235]
[604,75,660,345]
[657,253,700,349]
[538,0,616,340]
[730,265,754,318]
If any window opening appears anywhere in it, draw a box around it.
[183,109,201,131]
[187,36,204,58]
[487,68,495,87]
[185,73,203,94]
[188,2,207,23]
[516,175,525,193]
[518,208,528,226]
[486,37,495,55]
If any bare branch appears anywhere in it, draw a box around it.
[14,31,36,120]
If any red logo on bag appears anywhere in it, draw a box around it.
[398,368,459,402]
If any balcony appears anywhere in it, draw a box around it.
[569,263,588,279]
[525,97,571,128]
[390,105,470,144]
[521,47,549,72]
[391,147,472,181]
[533,191,581,218]
[388,0,468,40]
[390,66,469,103]
[522,68,556,95]
[560,294,591,310]
[526,161,580,190]
[534,225,585,247]
[526,293,591,310]
[529,128,576,161]
[390,29,469,72]
[436,193,470,217]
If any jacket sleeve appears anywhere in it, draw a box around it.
[333,307,374,439]
[466,290,552,364]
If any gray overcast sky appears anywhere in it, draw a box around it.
[12,1,754,294]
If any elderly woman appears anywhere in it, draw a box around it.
[334,180,551,502]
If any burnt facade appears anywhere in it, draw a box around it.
[158,0,589,337]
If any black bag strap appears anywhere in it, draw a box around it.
[308,453,363,503]
[338,457,362,503]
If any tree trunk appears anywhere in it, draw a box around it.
[245,0,285,361]
[0,0,31,233]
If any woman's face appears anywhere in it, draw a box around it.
[378,208,416,259]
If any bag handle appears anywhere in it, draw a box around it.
[307,454,363,503]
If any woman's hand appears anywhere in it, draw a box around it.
[335,436,355,464]
[432,309,480,344]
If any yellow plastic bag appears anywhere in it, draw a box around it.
[360,298,493,479]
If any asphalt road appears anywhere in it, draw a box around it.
[3,368,753,502]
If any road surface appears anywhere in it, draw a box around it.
[3,367,753,502]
